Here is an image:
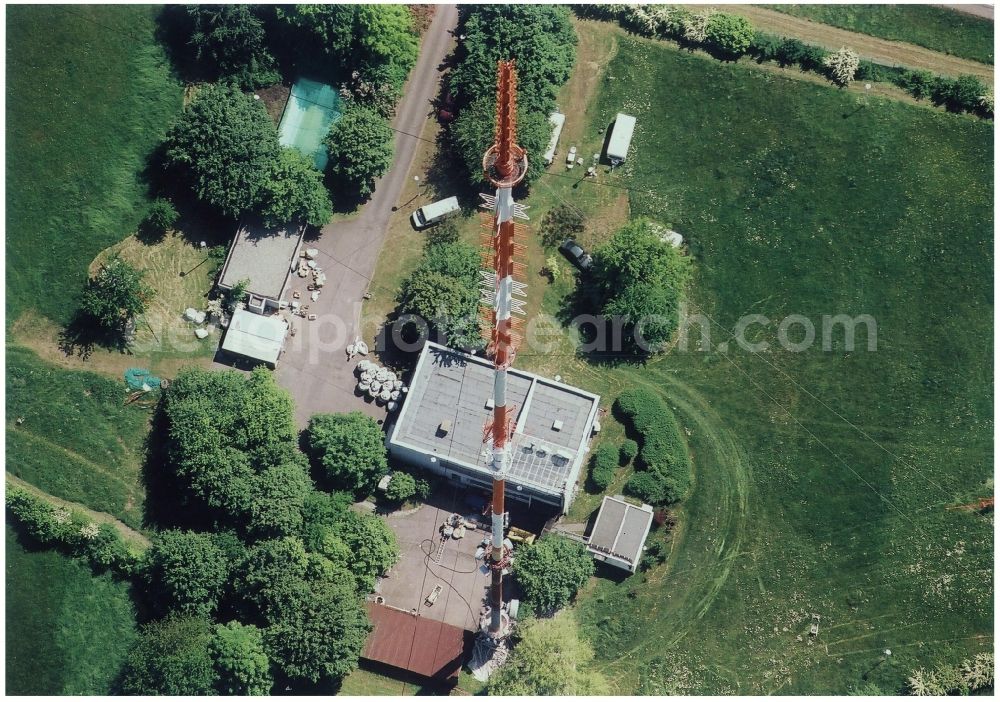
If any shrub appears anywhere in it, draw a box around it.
[514,535,594,614]
[614,388,691,505]
[930,74,988,113]
[384,472,417,503]
[540,204,585,248]
[588,443,618,492]
[140,197,179,242]
[703,13,754,59]
[822,47,859,87]
[619,439,639,465]
[6,486,140,576]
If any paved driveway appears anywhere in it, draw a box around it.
[276,5,459,427]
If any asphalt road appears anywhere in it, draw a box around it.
[276,5,459,427]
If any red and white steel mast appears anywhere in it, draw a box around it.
[479,60,529,636]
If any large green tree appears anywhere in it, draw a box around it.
[236,536,310,617]
[486,616,609,695]
[258,148,333,228]
[325,105,394,198]
[449,94,551,187]
[164,367,300,528]
[185,5,279,88]
[277,4,417,78]
[514,535,594,614]
[398,240,482,348]
[144,530,230,617]
[306,412,388,493]
[164,84,280,218]
[450,5,577,115]
[326,510,399,592]
[261,564,370,683]
[120,615,217,695]
[79,257,155,332]
[211,621,273,695]
[248,460,314,538]
[591,219,693,352]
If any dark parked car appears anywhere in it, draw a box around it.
[559,239,593,271]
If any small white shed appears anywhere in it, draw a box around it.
[221,308,289,368]
[605,112,637,165]
[543,112,566,165]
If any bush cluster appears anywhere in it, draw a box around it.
[614,388,691,506]
[6,485,140,576]
[619,438,639,465]
[588,442,619,492]
[574,5,992,117]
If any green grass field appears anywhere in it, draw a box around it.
[5,4,183,325]
[511,29,992,694]
[6,345,151,529]
[6,525,139,694]
[763,4,994,64]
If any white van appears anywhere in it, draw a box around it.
[411,196,460,229]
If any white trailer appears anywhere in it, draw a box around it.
[605,112,636,165]
[411,196,460,229]
[543,112,566,165]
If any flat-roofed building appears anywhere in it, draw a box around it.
[220,307,289,368]
[217,220,303,313]
[586,495,654,572]
[387,342,601,513]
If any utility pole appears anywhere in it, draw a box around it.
[479,59,529,636]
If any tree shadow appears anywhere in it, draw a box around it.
[57,313,132,360]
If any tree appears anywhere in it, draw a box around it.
[450,6,576,116]
[591,219,692,352]
[120,614,217,695]
[144,530,230,617]
[277,5,417,79]
[541,204,585,248]
[703,12,754,58]
[164,84,280,218]
[258,148,333,228]
[79,257,155,331]
[384,472,416,503]
[487,616,609,695]
[236,536,310,617]
[514,535,594,614]
[399,269,480,347]
[262,566,370,683]
[300,489,353,552]
[325,105,393,198]
[140,197,179,242]
[164,367,300,528]
[823,47,859,87]
[185,5,279,88]
[449,95,551,187]
[306,412,388,493]
[248,461,313,538]
[328,510,398,592]
[211,621,273,695]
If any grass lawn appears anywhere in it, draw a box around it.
[6,4,183,326]
[521,29,993,694]
[5,525,139,695]
[762,4,994,65]
[6,345,152,529]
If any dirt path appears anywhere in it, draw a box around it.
[274,5,459,428]
[718,5,993,81]
[6,473,151,549]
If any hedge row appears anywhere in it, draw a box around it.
[614,388,692,505]
[6,485,142,577]
[588,443,619,492]
[572,5,992,118]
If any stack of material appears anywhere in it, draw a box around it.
[468,633,510,682]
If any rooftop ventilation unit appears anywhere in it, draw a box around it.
[437,420,452,437]
[552,419,564,432]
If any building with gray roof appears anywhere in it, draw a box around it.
[217,220,303,312]
[387,342,601,513]
[586,495,654,572]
